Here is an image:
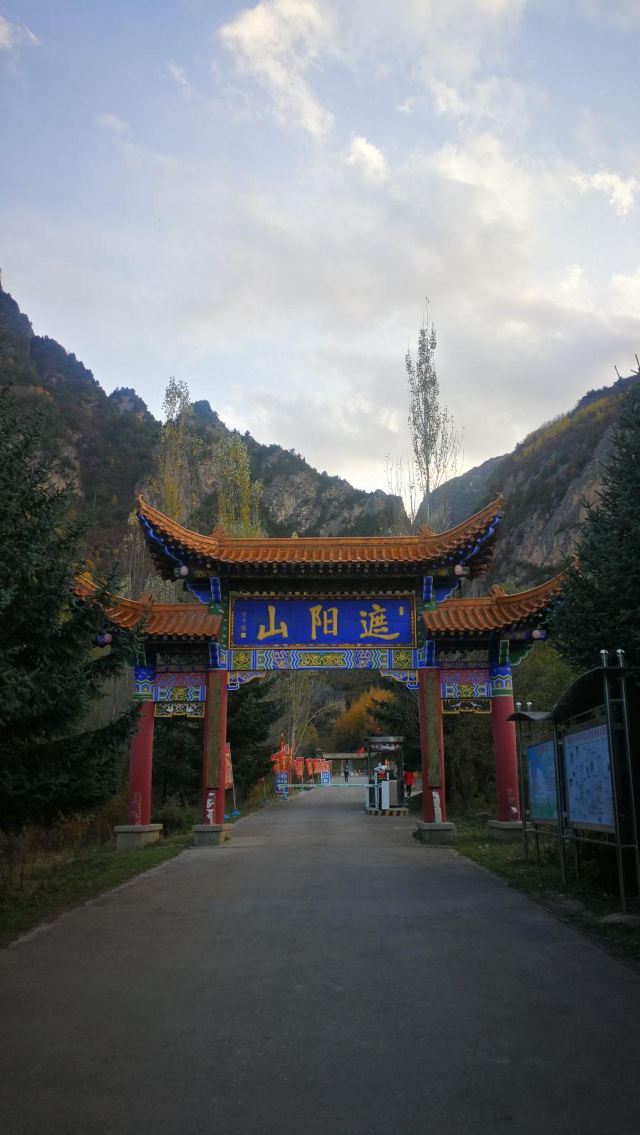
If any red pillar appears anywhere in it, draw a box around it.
[202,670,228,825]
[128,700,155,825]
[418,667,447,823]
[490,664,521,822]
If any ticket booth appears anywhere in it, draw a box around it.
[366,736,404,810]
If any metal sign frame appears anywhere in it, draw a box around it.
[512,651,640,912]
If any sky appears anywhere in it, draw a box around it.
[1,1,640,493]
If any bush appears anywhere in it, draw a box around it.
[153,799,200,833]
[0,789,130,895]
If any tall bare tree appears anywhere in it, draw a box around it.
[406,304,462,529]
[276,672,342,757]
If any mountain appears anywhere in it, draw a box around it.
[430,372,639,586]
[0,287,406,557]
[0,287,160,560]
[1,283,636,587]
[421,454,506,530]
[201,429,406,538]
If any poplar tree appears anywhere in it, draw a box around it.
[148,377,200,524]
[0,387,138,826]
[406,305,462,528]
[553,383,640,678]
[212,434,263,537]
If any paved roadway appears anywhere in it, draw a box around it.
[2,789,640,1135]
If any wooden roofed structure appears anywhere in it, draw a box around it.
[136,494,504,580]
[83,572,562,645]
[97,493,565,841]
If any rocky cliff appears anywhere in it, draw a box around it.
[0,288,406,553]
[431,373,638,586]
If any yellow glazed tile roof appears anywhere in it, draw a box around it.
[136,494,504,568]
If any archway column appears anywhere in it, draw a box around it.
[202,669,229,826]
[490,661,521,830]
[417,667,454,842]
[114,700,162,850]
[128,700,155,825]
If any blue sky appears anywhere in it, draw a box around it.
[2,1,640,492]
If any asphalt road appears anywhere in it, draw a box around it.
[2,788,640,1135]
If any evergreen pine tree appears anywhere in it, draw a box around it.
[0,387,138,826]
[150,677,283,807]
[553,384,640,678]
[227,677,283,797]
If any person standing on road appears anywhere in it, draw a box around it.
[343,764,350,784]
[403,769,415,799]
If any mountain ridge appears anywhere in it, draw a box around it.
[1,284,636,587]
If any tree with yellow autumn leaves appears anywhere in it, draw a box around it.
[330,687,392,752]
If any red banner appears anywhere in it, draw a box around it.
[271,737,292,774]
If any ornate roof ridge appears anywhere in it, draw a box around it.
[75,574,222,641]
[430,574,565,608]
[423,572,564,635]
[135,494,504,566]
[77,569,563,642]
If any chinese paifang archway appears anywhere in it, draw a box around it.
[93,494,563,836]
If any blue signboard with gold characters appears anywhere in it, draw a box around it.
[230,596,416,649]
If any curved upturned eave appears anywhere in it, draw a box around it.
[75,575,222,641]
[77,569,562,644]
[423,573,564,637]
[135,494,504,577]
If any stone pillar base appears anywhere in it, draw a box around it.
[415,820,456,845]
[192,824,232,847]
[114,824,163,851]
[487,819,523,842]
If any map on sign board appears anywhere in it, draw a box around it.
[527,741,558,822]
[563,724,614,831]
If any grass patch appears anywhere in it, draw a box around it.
[453,818,640,965]
[0,785,279,947]
[0,833,191,947]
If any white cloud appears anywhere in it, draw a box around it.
[431,132,535,224]
[97,115,174,176]
[430,75,534,136]
[555,264,594,312]
[579,1,640,27]
[336,0,525,84]
[396,97,415,115]
[608,268,640,323]
[219,0,334,136]
[346,135,388,181]
[167,61,197,99]
[217,0,525,137]
[7,0,640,498]
[572,170,639,217]
[0,15,39,51]
[7,118,637,492]
[97,113,130,135]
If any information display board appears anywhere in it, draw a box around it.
[320,770,331,786]
[275,771,289,799]
[527,740,558,822]
[563,723,614,831]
